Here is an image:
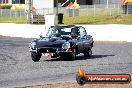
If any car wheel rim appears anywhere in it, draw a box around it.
[89,49,92,56]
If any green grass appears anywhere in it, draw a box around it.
[62,15,132,25]
[0,15,132,24]
[0,17,26,24]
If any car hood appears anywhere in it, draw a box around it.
[35,37,71,48]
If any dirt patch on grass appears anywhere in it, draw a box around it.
[26,82,132,88]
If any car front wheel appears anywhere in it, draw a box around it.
[69,48,76,60]
[31,52,42,62]
[84,48,92,57]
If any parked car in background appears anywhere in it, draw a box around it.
[29,25,94,62]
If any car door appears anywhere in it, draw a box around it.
[79,27,89,51]
[71,27,83,53]
[76,36,84,53]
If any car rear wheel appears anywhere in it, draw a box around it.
[31,52,42,62]
[69,48,76,60]
[84,48,92,57]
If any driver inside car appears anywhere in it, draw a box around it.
[70,28,79,38]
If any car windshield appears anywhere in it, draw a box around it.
[46,27,72,37]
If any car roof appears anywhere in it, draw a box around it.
[50,25,77,28]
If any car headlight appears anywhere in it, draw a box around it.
[29,42,36,49]
[62,42,70,49]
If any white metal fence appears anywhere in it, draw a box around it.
[0,4,130,23]
[32,4,124,16]
[0,4,125,18]
[59,4,123,16]
[0,9,26,18]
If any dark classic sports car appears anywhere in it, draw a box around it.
[29,25,94,61]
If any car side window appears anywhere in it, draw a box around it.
[79,27,87,38]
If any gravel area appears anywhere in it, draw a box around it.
[0,36,132,88]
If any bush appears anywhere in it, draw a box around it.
[0,4,12,9]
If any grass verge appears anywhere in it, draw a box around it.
[63,15,132,25]
[0,17,26,24]
[0,15,132,24]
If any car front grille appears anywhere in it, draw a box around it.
[38,48,57,53]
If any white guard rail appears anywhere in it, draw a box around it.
[0,23,132,42]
